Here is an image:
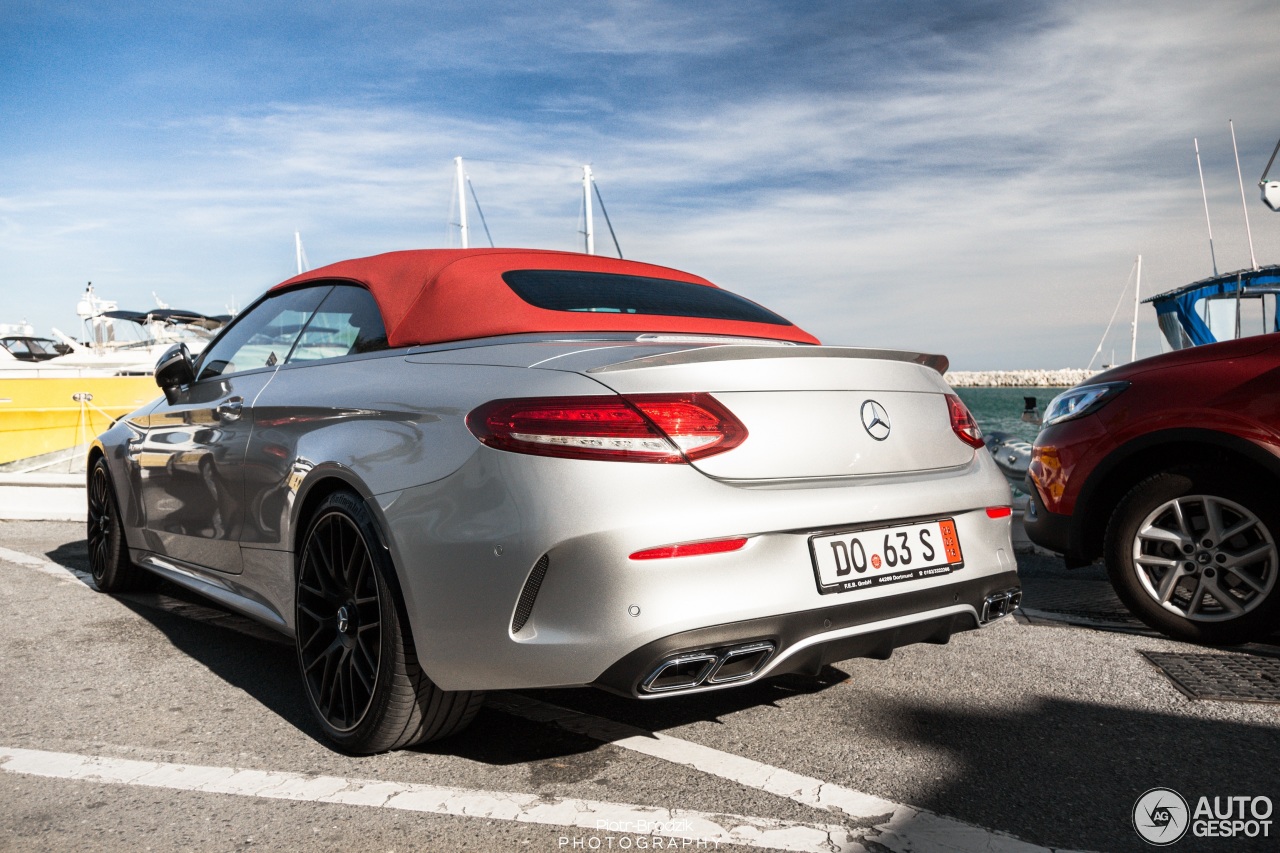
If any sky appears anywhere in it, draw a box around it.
[3,0,1280,369]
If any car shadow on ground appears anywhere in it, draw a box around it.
[109,579,857,762]
[43,533,1280,852]
[427,667,853,766]
[48,532,860,759]
[108,590,1280,853]
[112,597,320,738]
[451,679,1279,852]
[43,534,328,745]
[46,540,91,574]
[850,695,1279,853]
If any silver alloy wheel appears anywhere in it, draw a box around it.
[1131,494,1277,623]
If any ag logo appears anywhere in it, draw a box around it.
[860,400,891,441]
[1133,788,1189,845]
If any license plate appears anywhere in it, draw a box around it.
[809,518,963,595]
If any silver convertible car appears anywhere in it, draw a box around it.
[89,249,1020,753]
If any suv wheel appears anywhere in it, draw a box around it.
[1104,467,1279,644]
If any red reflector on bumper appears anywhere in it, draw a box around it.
[630,537,749,561]
[986,506,1013,518]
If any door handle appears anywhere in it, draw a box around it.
[217,398,244,422]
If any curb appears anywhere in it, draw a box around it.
[0,476,85,521]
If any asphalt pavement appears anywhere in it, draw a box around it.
[1,519,1277,853]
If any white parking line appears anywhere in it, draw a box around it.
[0,545,93,589]
[3,545,1079,852]
[0,746,866,853]
[492,694,1066,853]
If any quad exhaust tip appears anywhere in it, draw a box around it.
[981,587,1022,623]
[642,588,1023,694]
[642,642,776,694]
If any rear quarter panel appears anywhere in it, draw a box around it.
[240,352,616,552]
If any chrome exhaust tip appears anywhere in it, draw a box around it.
[641,641,777,694]
[708,642,775,684]
[981,587,1022,623]
[643,653,719,693]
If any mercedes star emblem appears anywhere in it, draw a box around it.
[861,400,891,441]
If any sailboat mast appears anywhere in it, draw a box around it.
[455,156,469,249]
[1194,138,1218,276]
[582,165,596,255]
[295,232,304,276]
[1131,254,1141,363]
[1229,120,1258,271]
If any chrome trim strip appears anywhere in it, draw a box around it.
[136,553,289,632]
[757,604,978,679]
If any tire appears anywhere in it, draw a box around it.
[294,490,483,753]
[87,456,144,593]
[1104,466,1280,644]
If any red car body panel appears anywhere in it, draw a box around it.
[1026,333,1280,562]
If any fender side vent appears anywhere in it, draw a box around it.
[511,554,550,634]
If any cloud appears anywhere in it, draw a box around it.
[3,0,1280,367]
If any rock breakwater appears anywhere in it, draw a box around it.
[944,369,1099,388]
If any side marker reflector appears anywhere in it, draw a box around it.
[630,537,749,561]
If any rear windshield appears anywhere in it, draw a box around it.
[501,270,792,326]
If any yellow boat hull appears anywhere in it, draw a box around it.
[0,376,159,465]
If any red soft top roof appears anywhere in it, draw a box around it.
[272,248,820,347]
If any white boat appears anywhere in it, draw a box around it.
[2,284,227,379]
[1146,127,1280,348]
[0,284,230,470]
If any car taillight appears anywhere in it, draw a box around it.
[946,393,984,448]
[628,394,748,459]
[466,394,747,463]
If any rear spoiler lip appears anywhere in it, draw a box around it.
[586,345,949,375]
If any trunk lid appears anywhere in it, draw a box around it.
[538,344,972,480]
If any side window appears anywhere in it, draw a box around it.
[286,285,388,363]
[195,286,332,381]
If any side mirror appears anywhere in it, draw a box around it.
[155,343,195,404]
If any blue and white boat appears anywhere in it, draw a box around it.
[1146,264,1280,349]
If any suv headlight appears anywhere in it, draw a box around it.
[1042,381,1129,427]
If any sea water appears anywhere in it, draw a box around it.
[953,386,1067,444]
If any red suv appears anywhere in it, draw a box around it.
[1024,333,1280,644]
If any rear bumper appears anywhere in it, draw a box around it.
[377,445,1016,692]
[593,571,1021,697]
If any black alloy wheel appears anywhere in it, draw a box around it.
[1105,466,1280,645]
[87,456,142,592]
[296,506,383,734]
[294,490,483,753]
